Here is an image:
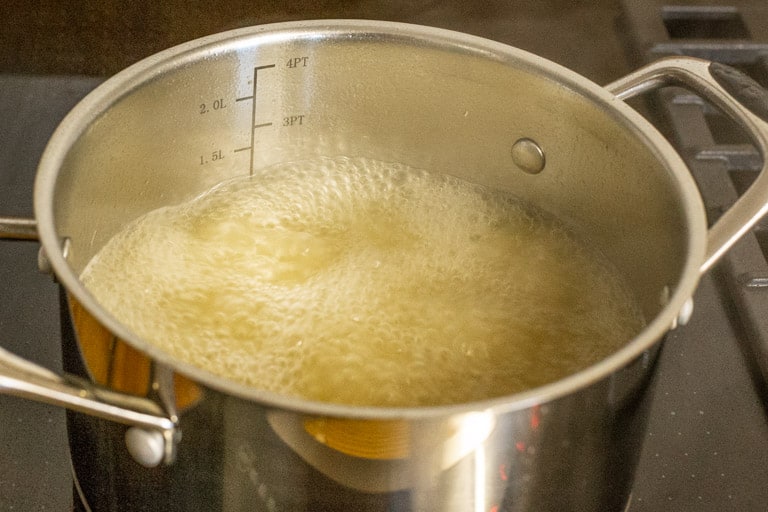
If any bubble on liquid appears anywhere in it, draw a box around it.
[81,156,645,407]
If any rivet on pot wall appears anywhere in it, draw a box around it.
[511,137,546,174]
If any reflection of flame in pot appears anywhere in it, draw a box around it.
[303,417,412,460]
[267,410,496,493]
[69,296,202,410]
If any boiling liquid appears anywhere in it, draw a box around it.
[81,157,644,407]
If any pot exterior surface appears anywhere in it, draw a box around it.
[63,291,660,512]
[37,21,705,511]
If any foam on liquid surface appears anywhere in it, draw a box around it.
[81,157,644,407]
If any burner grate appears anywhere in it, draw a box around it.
[661,5,751,40]
[621,1,768,391]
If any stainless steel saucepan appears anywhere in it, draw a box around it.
[1,20,768,512]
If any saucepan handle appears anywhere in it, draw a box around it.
[606,57,768,275]
[0,216,39,241]
[0,345,177,458]
[0,222,178,467]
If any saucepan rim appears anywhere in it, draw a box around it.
[33,19,707,419]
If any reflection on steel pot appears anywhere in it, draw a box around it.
[1,20,768,512]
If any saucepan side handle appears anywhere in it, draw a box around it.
[0,216,39,241]
[606,57,768,275]
[0,224,178,466]
[0,344,178,466]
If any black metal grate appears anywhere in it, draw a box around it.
[662,6,750,40]
[621,1,768,390]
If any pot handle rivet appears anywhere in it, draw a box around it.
[37,247,52,275]
[511,137,546,174]
[37,237,69,277]
[676,298,695,328]
[126,427,166,468]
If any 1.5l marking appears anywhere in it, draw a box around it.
[199,149,224,165]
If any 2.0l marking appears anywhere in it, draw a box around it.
[199,98,227,114]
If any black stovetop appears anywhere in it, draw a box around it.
[2,4,768,511]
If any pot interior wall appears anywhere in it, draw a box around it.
[50,27,691,339]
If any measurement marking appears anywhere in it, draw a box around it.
[248,64,276,175]
[236,96,253,102]
[234,147,250,153]
[254,122,272,128]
